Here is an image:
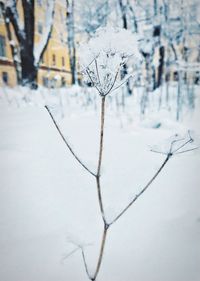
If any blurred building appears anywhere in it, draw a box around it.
[0,0,71,88]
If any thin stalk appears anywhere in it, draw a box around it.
[172,138,192,154]
[91,96,108,281]
[97,96,106,176]
[92,226,108,281]
[95,96,107,223]
[96,176,107,223]
[81,249,92,280]
[95,58,101,86]
[110,73,134,94]
[105,69,119,96]
[45,105,96,177]
[86,68,102,95]
[109,153,172,226]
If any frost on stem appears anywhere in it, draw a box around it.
[79,27,142,96]
[150,130,200,156]
[46,26,199,281]
[108,130,200,226]
[61,129,199,280]
[45,105,96,177]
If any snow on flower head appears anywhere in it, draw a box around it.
[79,27,141,69]
[79,27,142,96]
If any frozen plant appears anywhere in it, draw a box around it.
[45,27,199,281]
[79,27,142,97]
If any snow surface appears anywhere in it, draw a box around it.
[0,86,200,281]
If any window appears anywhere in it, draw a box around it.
[52,54,56,66]
[62,56,65,67]
[38,22,43,34]
[0,35,6,57]
[2,72,8,84]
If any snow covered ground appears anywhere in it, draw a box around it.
[0,86,200,281]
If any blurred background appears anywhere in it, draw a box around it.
[0,0,199,121]
[0,2,200,281]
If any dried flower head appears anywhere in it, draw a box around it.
[79,27,142,96]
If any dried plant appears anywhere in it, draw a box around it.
[45,28,199,281]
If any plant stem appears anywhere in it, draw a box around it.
[97,96,106,176]
[46,99,175,281]
[95,96,107,223]
[92,225,108,281]
[91,96,108,281]
[109,153,172,226]
[45,105,96,177]
[96,175,106,223]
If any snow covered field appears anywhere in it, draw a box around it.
[0,86,200,281]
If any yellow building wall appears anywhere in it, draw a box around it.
[0,0,72,88]
[0,11,17,87]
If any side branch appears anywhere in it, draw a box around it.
[81,248,92,280]
[86,68,102,95]
[45,105,96,177]
[109,153,172,225]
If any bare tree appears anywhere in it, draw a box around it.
[0,0,55,88]
[66,0,77,85]
[117,0,138,95]
[76,0,109,38]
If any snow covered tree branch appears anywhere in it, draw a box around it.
[35,0,55,66]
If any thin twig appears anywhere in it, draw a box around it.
[172,138,193,154]
[97,96,106,176]
[61,246,80,262]
[86,68,102,95]
[45,105,96,177]
[109,153,172,226]
[62,241,92,262]
[105,69,119,96]
[175,147,199,154]
[110,73,135,93]
[81,248,92,280]
[64,241,92,279]
[188,130,193,141]
[150,149,167,155]
[96,175,107,224]
[80,57,97,71]
[95,58,101,86]
[92,226,108,281]
[169,137,184,153]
